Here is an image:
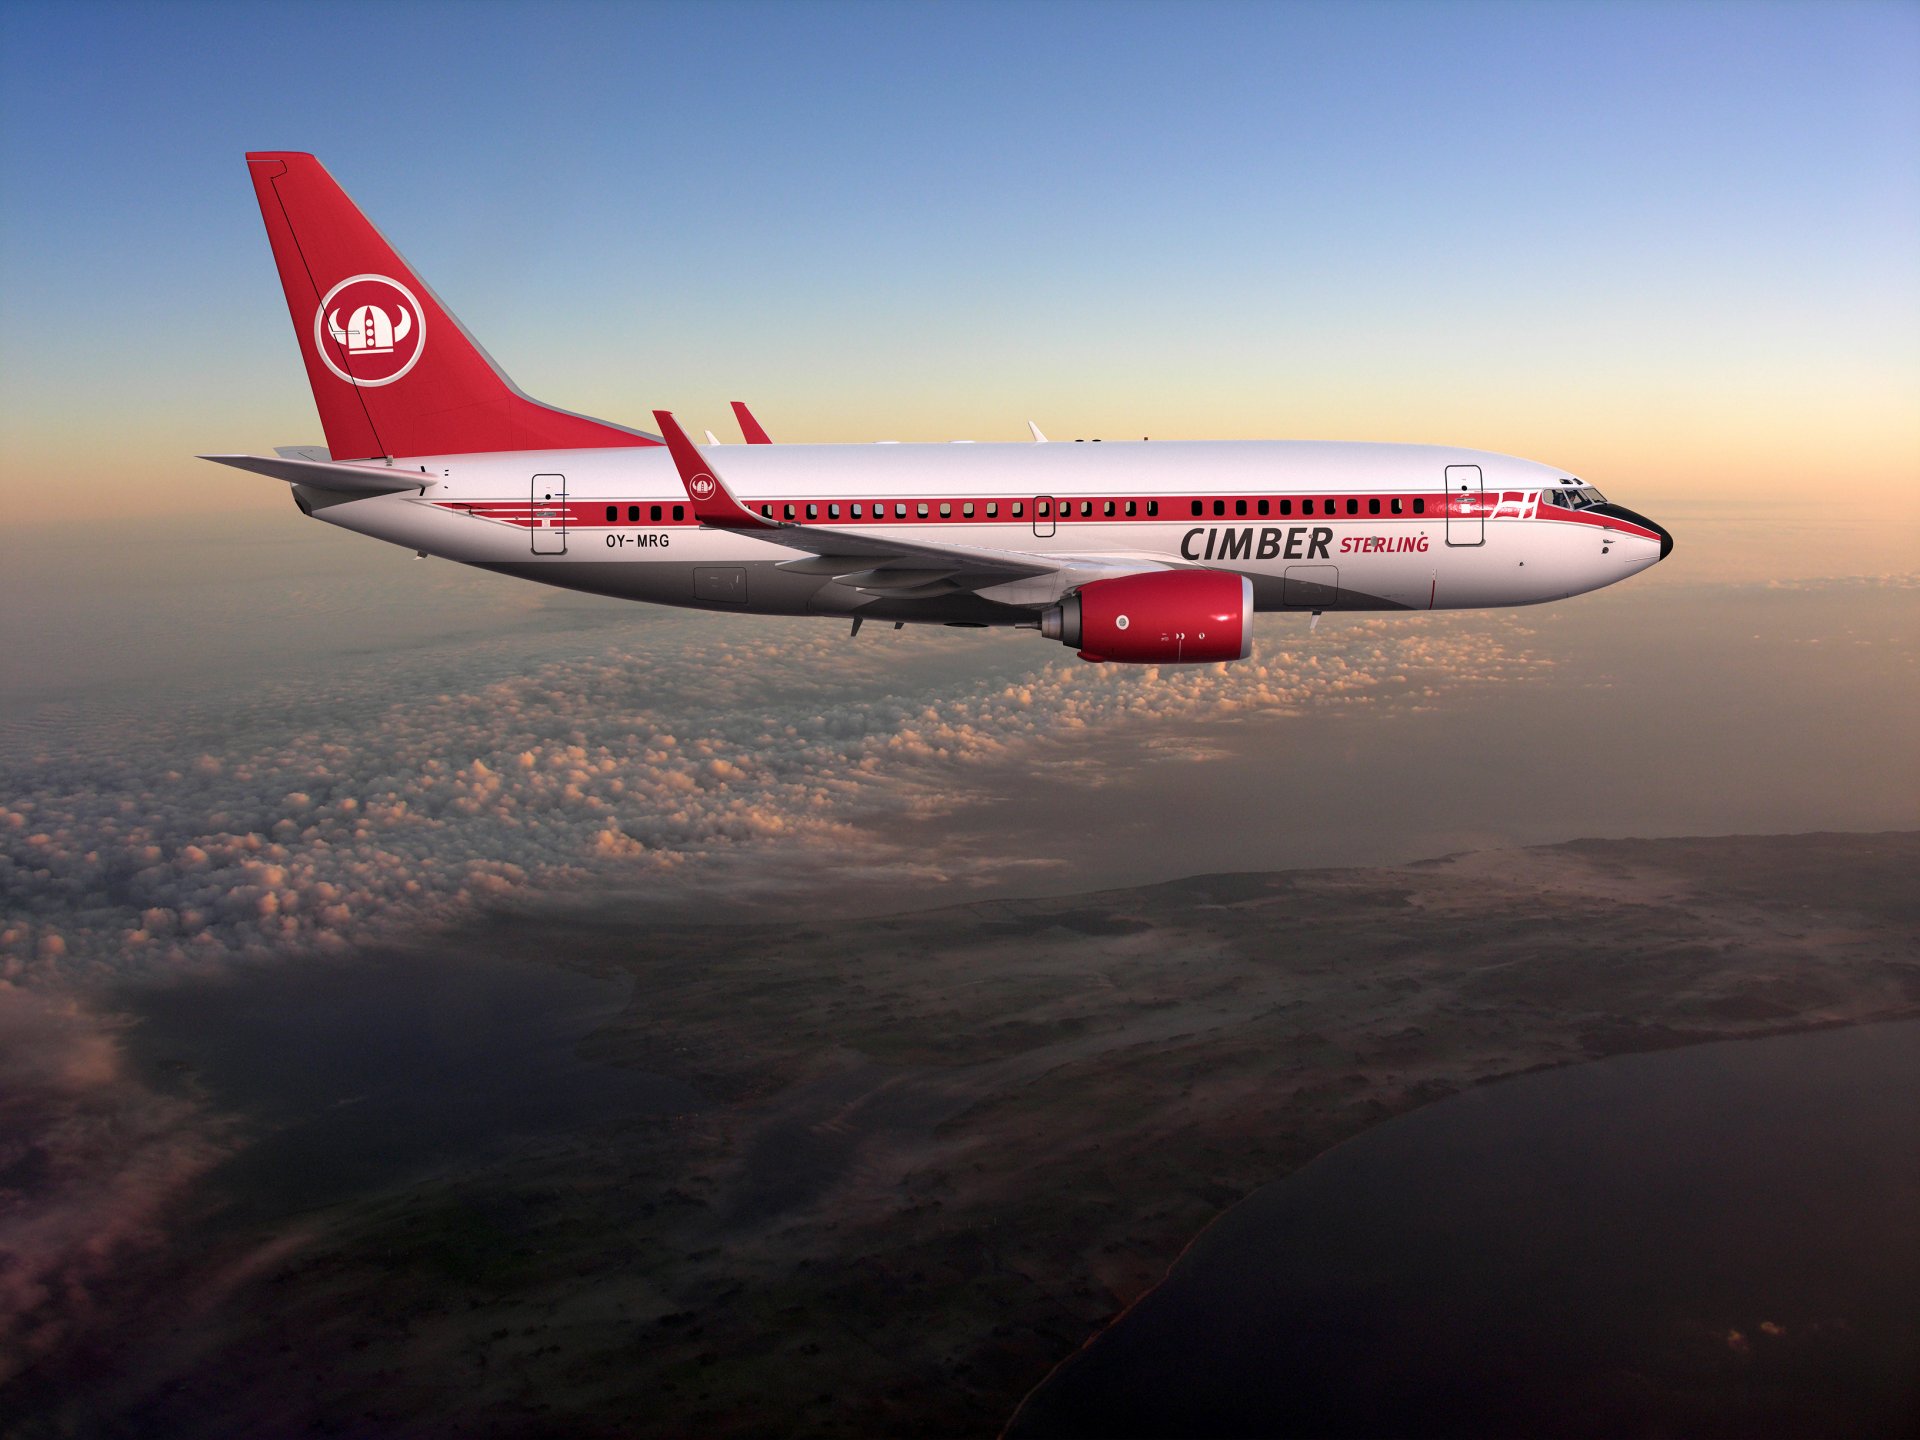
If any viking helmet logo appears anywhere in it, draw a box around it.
[313,274,426,387]
[689,474,718,501]
[327,301,412,355]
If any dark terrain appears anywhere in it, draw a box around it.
[14,831,1919,1438]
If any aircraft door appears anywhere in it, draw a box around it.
[1445,464,1483,547]
[1032,497,1056,539]
[531,474,567,554]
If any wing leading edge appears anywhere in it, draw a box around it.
[651,410,1175,601]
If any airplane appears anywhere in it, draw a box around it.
[205,153,1672,666]
[732,400,773,445]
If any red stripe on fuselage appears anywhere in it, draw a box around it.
[433,494,1652,537]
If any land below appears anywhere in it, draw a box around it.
[22,830,1920,1438]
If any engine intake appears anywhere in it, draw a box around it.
[1040,571,1254,664]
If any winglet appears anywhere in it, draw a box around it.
[731,401,773,444]
[1028,420,1049,443]
[652,410,774,529]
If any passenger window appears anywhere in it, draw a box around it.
[829,504,841,519]
[963,502,975,518]
[1413,498,1426,515]
[1039,500,1051,517]
[627,505,640,522]
[1012,502,1024,517]
[1147,501,1159,517]
[851,503,863,518]
[1257,499,1269,516]
[1235,499,1248,517]
[987,502,998,518]
[784,504,796,520]
[1344,499,1356,515]
[1125,500,1137,517]
[1280,499,1292,516]
[652,504,663,521]
[1213,500,1226,517]
[673,505,684,521]
[917,503,929,518]
[1191,500,1203,517]
[806,504,819,519]
[940,503,952,518]
[1369,498,1380,515]
[1081,501,1093,517]
[1104,501,1115,517]
[1303,499,1314,515]
[1391,498,1403,515]
[605,505,617,523]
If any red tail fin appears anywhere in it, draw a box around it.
[730,400,773,444]
[246,152,657,460]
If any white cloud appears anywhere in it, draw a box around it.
[1,615,1546,988]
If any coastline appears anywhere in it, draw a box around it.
[25,830,1920,1438]
[1002,1009,1920,1438]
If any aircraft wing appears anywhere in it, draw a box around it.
[198,452,427,496]
[651,410,1172,601]
[731,400,773,444]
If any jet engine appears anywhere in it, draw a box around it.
[1039,571,1254,664]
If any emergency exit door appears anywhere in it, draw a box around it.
[531,475,567,554]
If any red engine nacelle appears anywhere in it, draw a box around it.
[1039,570,1254,664]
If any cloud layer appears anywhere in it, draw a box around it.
[2,616,1544,988]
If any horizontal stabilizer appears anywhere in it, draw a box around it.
[198,453,425,496]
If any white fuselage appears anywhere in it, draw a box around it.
[295,438,1666,624]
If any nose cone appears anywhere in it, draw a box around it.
[1650,516,1674,560]
[1593,503,1673,561]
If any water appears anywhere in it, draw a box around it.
[1012,1021,1920,1439]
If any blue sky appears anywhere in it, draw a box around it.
[1,0,1916,514]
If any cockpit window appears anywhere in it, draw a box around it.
[1546,485,1608,510]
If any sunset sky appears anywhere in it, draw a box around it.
[3,1,1918,1402]
[2,0,1916,519]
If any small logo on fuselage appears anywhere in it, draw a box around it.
[689,474,717,501]
[314,274,425,387]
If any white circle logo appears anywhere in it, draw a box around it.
[314,274,425,387]
[689,474,717,500]
[1116,614,1130,630]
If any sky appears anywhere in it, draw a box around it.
[2,0,1917,519]
[0,0,1917,1399]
